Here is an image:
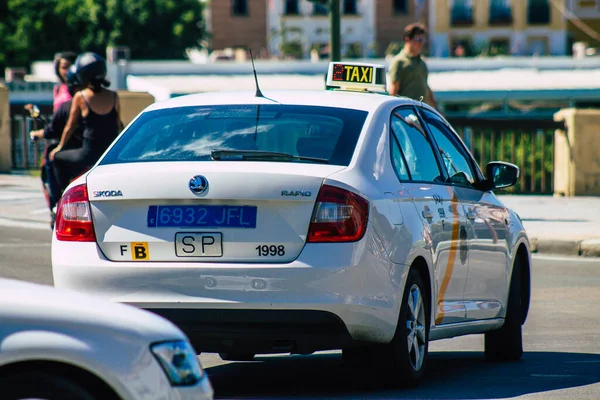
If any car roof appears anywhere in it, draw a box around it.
[144,90,418,114]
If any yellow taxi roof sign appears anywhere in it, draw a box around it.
[326,62,387,93]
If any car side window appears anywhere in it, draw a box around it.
[390,108,443,183]
[420,109,477,187]
[390,132,410,180]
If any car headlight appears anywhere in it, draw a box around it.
[151,340,204,386]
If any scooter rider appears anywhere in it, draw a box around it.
[50,52,122,195]
[30,66,85,221]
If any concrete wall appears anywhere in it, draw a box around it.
[0,84,11,173]
[117,91,155,128]
[554,108,600,196]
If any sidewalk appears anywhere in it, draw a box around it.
[1,173,599,257]
[498,195,600,257]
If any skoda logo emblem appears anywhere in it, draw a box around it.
[189,175,208,195]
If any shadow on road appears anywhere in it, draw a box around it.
[205,351,600,399]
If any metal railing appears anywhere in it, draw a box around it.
[447,117,565,194]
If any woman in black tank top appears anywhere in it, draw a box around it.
[50,52,122,196]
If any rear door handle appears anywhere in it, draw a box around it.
[422,210,434,219]
[466,211,477,220]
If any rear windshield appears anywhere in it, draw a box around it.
[99,104,368,166]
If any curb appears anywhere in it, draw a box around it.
[531,237,600,258]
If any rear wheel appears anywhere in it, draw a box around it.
[377,268,430,388]
[219,352,255,361]
[484,256,525,361]
[0,370,97,400]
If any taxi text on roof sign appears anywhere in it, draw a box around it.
[326,62,387,93]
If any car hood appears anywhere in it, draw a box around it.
[0,279,185,343]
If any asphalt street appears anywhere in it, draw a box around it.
[1,224,599,399]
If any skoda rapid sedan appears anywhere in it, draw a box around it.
[52,62,531,387]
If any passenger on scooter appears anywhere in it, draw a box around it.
[50,52,122,195]
[52,51,79,111]
[30,66,85,216]
[25,51,77,115]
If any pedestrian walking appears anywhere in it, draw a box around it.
[388,23,437,109]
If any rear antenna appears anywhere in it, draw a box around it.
[249,48,264,98]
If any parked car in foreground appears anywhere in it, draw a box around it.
[52,61,531,387]
[0,278,213,400]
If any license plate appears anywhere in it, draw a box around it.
[175,232,222,257]
[147,205,257,228]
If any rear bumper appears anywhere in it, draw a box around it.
[148,308,354,354]
[52,233,409,351]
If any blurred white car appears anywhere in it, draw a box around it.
[52,62,531,387]
[0,278,213,400]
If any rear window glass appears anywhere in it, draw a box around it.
[99,104,368,166]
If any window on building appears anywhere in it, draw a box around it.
[451,0,474,26]
[394,0,408,14]
[343,0,358,15]
[232,0,248,16]
[313,2,328,15]
[285,0,300,15]
[489,0,512,24]
[528,0,550,25]
[450,37,475,57]
[487,38,511,55]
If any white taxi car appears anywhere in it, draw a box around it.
[52,62,531,387]
[0,278,213,400]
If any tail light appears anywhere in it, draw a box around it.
[55,183,96,242]
[307,184,369,243]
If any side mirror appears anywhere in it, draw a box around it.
[485,161,519,190]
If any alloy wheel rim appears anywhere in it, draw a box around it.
[406,283,426,371]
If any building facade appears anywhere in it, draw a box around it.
[429,0,568,57]
[267,0,376,59]
[567,0,600,50]
[204,0,427,59]
[205,0,269,56]
[375,0,429,57]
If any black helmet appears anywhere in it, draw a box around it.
[74,52,108,87]
[66,65,81,96]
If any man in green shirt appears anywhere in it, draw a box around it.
[388,23,437,109]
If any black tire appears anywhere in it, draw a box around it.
[219,352,255,361]
[377,268,430,388]
[484,256,525,361]
[0,370,97,400]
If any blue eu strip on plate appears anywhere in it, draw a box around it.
[147,205,257,228]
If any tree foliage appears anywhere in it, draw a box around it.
[0,0,206,70]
